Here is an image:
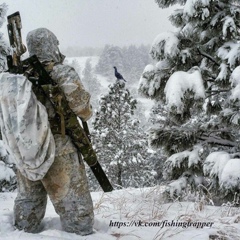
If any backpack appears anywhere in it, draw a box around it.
[0,72,55,181]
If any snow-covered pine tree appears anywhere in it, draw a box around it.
[139,0,240,203]
[90,81,156,189]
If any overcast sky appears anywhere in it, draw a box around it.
[3,0,175,51]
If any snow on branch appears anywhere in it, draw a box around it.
[169,9,184,27]
[138,64,157,98]
[203,151,231,180]
[230,66,240,101]
[216,63,229,81]
[222,16,237,38]
[164,67,205,113]
[204,151,240,191]
[218,41,240,68]
[155,0,186,8]
[183,0,210,20]
[168,176,188,197]
[150,32,180,61]
[138,60,170,98]
[148,126,198,154]
[166,145,202,169]
[220,158,240,190]
[166,150,190,168]
[230,66,240,87]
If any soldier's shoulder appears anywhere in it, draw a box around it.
[51,64,79,79]
[53,63,74,72]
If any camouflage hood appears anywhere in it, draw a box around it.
[26,28,65,63]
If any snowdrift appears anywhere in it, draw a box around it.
[1,187,240,240]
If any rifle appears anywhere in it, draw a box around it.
[6,12,113,192]
[7,11,26,74]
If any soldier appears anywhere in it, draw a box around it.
[13,28,94,235]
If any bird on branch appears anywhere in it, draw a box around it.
[113,66,126,82]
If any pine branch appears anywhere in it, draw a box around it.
[206,89,231,98]
[199,135,237,147]
[150,123,237,155]
[206,89,231,94]
[149,127,198,155]
[197,48,220,66]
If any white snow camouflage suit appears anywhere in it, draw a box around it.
[13,28,94,235]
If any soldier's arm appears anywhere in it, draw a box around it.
[51,64,92,121]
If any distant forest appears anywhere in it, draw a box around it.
[63,46,103,57]
[63,44,151,57]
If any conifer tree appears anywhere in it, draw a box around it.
[90,81,156,189]
[139,0,240,202]
[82,58,101,110]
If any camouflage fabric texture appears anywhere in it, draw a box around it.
[26,27,93,122]
[13,28,94,235]
[14,136,94,235]
[0,73,55,181]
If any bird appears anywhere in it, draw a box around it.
[113,66,126,82]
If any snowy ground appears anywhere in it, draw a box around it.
[1,187,240,240]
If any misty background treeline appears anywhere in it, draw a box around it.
[65,43,153,126]
[63,46,103,57]
[63,44,151,58]
[65,44,152,92]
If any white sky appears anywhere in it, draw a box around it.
[3,0,174,50]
